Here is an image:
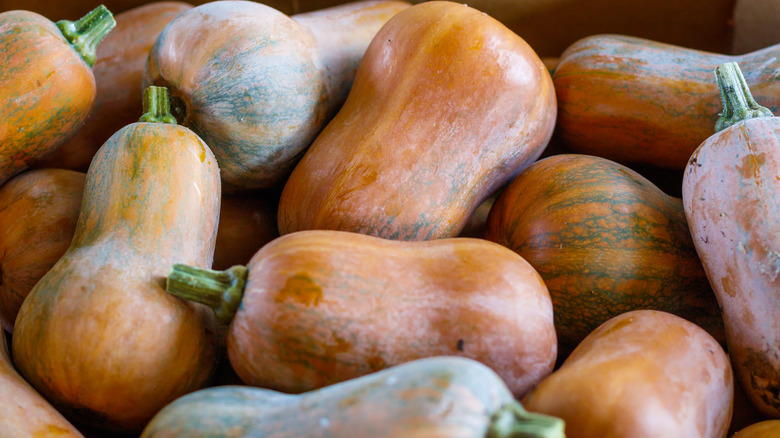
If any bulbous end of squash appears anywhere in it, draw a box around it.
[139,86,178,125]
[487,401,565,438]
[166,264,247,325]
[56,4,116,68]
[715,62,774,132]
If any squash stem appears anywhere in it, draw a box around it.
[139,86,178,124]
[486,402,565,438]
[166,264,248,325]
[714,62,773,132]
[56,5,115,68]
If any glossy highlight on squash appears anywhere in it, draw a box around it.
[278,0,556,241]
[12,86,221,433]
[166,230,557,398]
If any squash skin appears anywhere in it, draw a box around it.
[141,357,525,438]
[144,0,404,191]
[0,169,85,333]
[0,10,97,185]
[683,117,780,418]
[523,310,733,438]
[278,1,556,241]
[484,154,724,356]
[12,122,221,432]
[732,420,780,438]
[213,191,279,271]
[553,35,780,170]
[0,333,85,438]
[219,230,555,397]
[32,2,193,172]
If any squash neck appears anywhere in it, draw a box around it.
[714,62,773,132]
[56,5,115,68]
[166,264,248,325]
[139,86,178,124]
[486,402,565,438]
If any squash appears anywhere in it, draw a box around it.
[278,1,556,241]
[32,1,193,172]
[0,5,115,185]
[165,229,557,398]
[0,168,85,333]
[140,356,565,438]
[552,35,780,170]
[682,62,780,418]
[523,310,733,438]
[0,333,85,437]
[213,191,279,271]
[732,420,780,438]
[12,86,221,433]
[484,153,724,356]
[144,0,409,191]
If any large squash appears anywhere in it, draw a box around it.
[683,62,780,418]
[140,357,565,438]
[166,229,557,398]
[553,35,780,170]
[12,87,221,433]
[278,0,556,240]
[484,153,724,356]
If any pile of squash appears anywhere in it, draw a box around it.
[1,0,779,437]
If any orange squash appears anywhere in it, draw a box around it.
[0,333,85,437]
[166,229,557,398]
[0,168,84,333]
[484,154,724,356]
[553,35,780,170]
[140,357,564,438]
[144,0,409,191]
[12,87,221,433]
[683,62,780,418]
[0,5,115,184]
[523,310,733,438]
[732,420,780,438]
[278,1,556,241]
[32,1,193,172]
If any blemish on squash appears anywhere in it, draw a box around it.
[275,272,322,306]
[744,348,780,409]
[720,276,736,298]
[601,316,634,337]
[41,424,71,435]
[367,352,386,371]
[737,152,766,180]
[456,339,464,351]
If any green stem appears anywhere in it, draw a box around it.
[56,5,116,68]
[166,264,248,325]
[714,62,773,132]
[486,402,565,438]
[139,86,178,124]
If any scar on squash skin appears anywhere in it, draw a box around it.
[745,348,780,409]
[457,339,464,351]
[276,272,323,306]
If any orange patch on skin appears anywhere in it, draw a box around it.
[275,273,323,306]
[720,276,737,298]
[738,152,766,180]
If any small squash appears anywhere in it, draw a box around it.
[0,5,115,184]
[523,310,733,438]
[12,86,221,433]
[0,168,85,333]
[166,229,557,398]
[0,333,85,437]
[682,62,780,418]
[553,35,780,170]
[32,1,194,172]
[484,153,724,356]
[278,1,556,241]
[140,356,564,438]
[144,0,409,191]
